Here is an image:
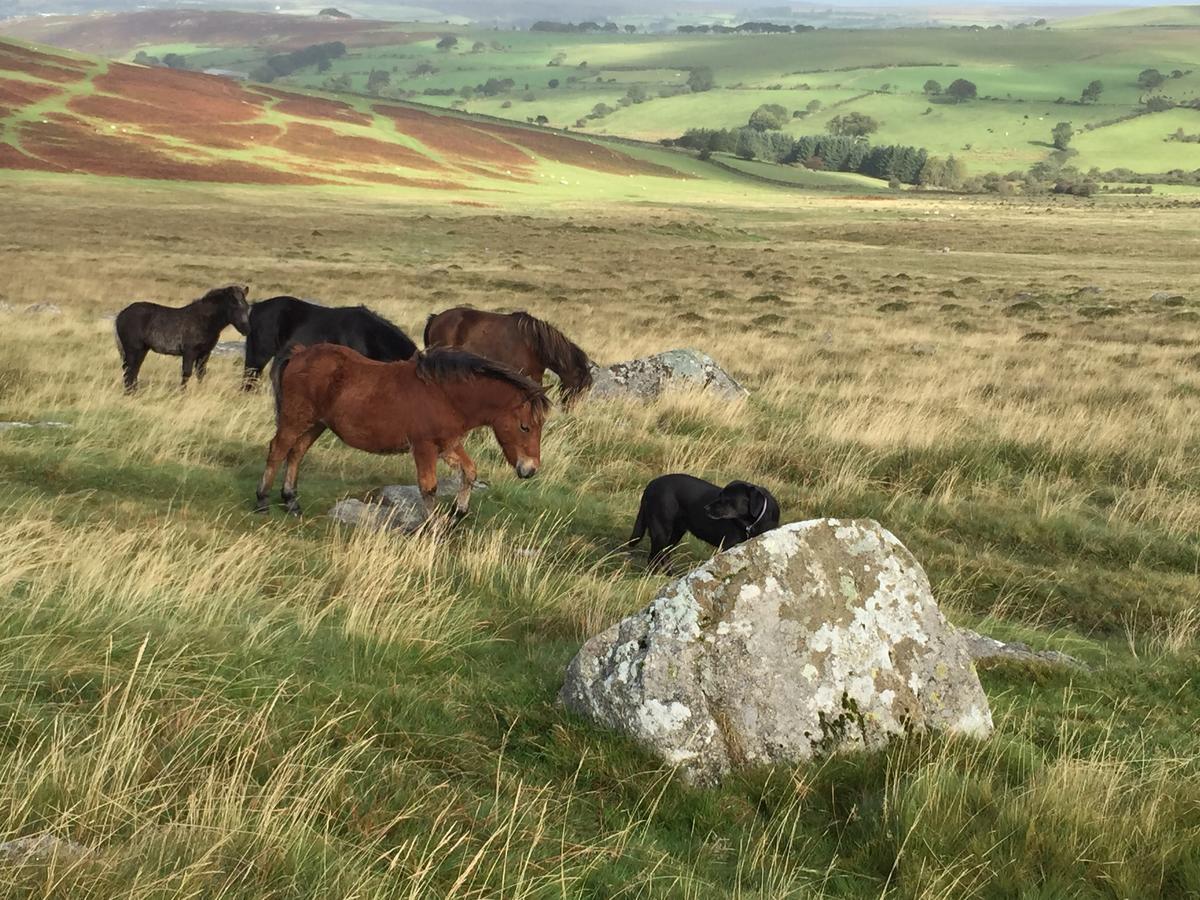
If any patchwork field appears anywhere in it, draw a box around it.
[9,11,1196,180]
[1,171,1199,896]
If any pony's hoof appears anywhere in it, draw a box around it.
[254,500,270,514]
[285,505,303,518]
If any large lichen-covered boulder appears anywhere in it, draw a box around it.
[560,518,993,784]
[589,349,748,402]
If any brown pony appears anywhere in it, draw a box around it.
[256,344,550,518]
[423,308,593,409]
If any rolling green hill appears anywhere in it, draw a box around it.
[1057,4,1200,29]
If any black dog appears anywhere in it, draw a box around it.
[625,474,781,569]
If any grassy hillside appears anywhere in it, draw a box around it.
[0,37,734,201]
[8,13,1195,178]
[1,174,1199,897]
[1057,4,1200,29]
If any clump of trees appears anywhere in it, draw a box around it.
[250,42,346,82]
[1080,80,1103,104]
[687,67,715,92]
[944,78,977,102]
[748,103,789,130]
[826,112,879,136]
[366,69,391,94]
[1137,68,1165,90]
[917,155,968,189]
[923,79,941,96]
[436,35,458,51]
[134,50,188,69]
[675,127,929,184]
[1051,122,1074,150]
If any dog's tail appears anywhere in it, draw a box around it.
[622,501,647,550]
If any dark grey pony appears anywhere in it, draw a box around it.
[115,285,251,392]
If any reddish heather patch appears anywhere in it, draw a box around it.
[452,199,494,208]
[0,44,89,83]
[470,121,685,178]
[375,104,535,170]
[91,64,265,123]
[273,122,444,172]
[255,87,372,126]
[0,76,61,107]
[0,140,67,171]
[70,94,281,148]
[20,117,322,184]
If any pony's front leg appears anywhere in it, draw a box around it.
[447,444,477,517]
[412,442,440,519]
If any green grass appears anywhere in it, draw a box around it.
[0,174,1199,896]
[1057,4,1200,29]
[714,154,897,190]
[1072,108,1200,170]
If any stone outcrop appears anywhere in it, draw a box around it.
[589,349,747,402]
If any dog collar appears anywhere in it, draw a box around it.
[745,497,767,534]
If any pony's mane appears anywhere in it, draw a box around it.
[197,284,246,305]
[416,348,550,421]
[511,311,593,403]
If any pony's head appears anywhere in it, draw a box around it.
[202,284,251,334]
[416,349,551,479]
[490,394,548,478]
[513,312,593,410]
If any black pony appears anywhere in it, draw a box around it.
[115,285,250,392]
[243,295,418,389]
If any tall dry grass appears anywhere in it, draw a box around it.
[1,180,1198,895]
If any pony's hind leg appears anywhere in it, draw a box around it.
[280,424,326,517]
[256,425,306,513]
[180,350,197,389]
[443,443,477,517]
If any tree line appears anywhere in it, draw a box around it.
[672,128,932,185]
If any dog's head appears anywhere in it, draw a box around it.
[704,481,779,536]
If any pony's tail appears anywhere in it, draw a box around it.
[622,503,646,550]
[270,343,305,423]
[112,319,125,366]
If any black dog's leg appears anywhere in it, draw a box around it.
[647,521,685,572]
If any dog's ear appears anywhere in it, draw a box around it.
[750,485,767,519]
